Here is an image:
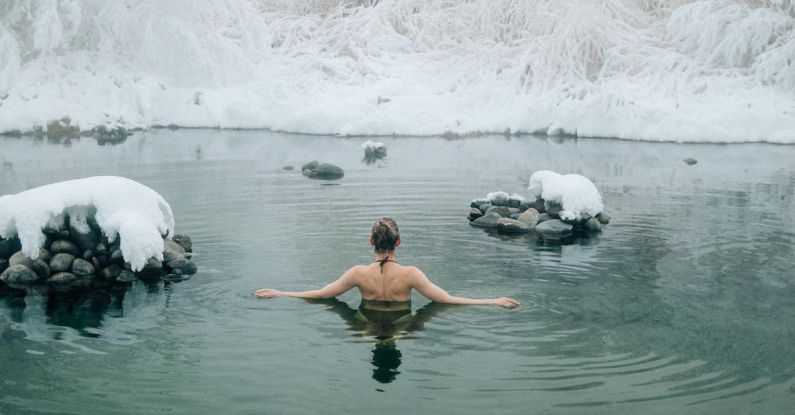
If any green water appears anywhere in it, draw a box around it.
[1,130,794,414]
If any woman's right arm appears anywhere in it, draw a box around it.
[409,267,519,308]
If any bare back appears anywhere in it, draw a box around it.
[351,262,417,301]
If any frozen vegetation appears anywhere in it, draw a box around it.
[0,176,174,271]
[527,171,604,221]
[0,1,793,142]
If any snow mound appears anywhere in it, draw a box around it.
[0,176,174,271]
[528,171,603,221]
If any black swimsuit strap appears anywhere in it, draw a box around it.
[375,258,396,273]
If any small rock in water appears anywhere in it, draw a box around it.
[544,200,563,218]
[485,206,518,218]
[301,160,319,172]
[49,253,76,273]
[478,203,492,214]
[172,234,193,252]
[584,218,602,232]
[116,270,136,283]
[535,219,574,235]
[470,212,502,228]
[596,212,611,225]
[71,258,95,277]
[166,258,197,275]
[163,239,186,262]
[517,208,540,227]
[468,207,483,221]
[683,158,698,165]
[50,240,81,256]
[470,199,489,209]
[303,163,345,180]
[495,218,531,234]
[282,165,295,171]
[1,265,40,289]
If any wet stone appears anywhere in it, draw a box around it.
[110,248,124,263]
[517,208,540,227]
[596,212,611,225]
[470,199,489,209]
[470,212,502,228]
[10,249,50,268]
[71,258,96,277]
[303,163,344,180]
[50,239,81,256]
[544,200,563,218]
[478,203,492,214]
[468,207,483,222]
[47,272,81,292]
[683,158,698,165]
[485,206,519,218]
[1,265,40,289]
[100,264,123,280]
[535,219,574,235]
[116,270,136,283]
[31,259,50,279]
[585,218,602,232]
[173,234,193,252]
[163,239,186,262]
[495,218,531,234]
[166,258,197,275]
[49,253,76,273]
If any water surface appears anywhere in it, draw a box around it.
[1,130,794,414]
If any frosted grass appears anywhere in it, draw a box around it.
[0,0,793,142]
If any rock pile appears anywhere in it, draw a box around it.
[0,117,130,145]
[468,192,610,237]
[0,222,196,294]
[302,160,345,180]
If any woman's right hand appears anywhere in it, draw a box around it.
[493,297,520,308]
[255,288,283,298]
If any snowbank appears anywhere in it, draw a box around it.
[0,1,793,142]
[0,176,174,271]
[528,171,604,221]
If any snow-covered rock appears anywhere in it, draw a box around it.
[0,176,174,271]
[527,171,603,221]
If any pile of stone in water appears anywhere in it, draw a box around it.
[468,193,610,236]
[0,223,195,294]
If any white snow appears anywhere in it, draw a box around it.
[528,171,604,221]
[486,191,525,203]
[361,140,385,150]
[0,1,794,142]
[0,176,174,271]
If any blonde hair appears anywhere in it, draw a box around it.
[371,218,400,253]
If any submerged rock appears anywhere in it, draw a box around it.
[683,158,698,165]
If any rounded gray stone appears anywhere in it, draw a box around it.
[166,258,197,275]
[71,258,96,277]
[301,160,319,173]
[116,270,137,283]
[495,218,531,234]
[307,163,344,180]
[49,239,81,256]
[49,253,76,273]
[163,239,186,263]
[468,207,483,221]
[478,203,492,214]
[1,265,40,289]
[485,206,519,218]
[48,272,83,292]
[585,218,602,232]
[596,212,611,225]
[535,219,574,235]
[470,199,489,209]
[470,212,502,228]
[9,249,50,268]
[100,264,123,280]
[110,248,124,263]
[517,208,540,227]
[544,200,563,217]
[31,259,50,279]
[172,234,192,252]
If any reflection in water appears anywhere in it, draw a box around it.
[311,298,454,383]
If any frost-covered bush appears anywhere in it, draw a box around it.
[0,176,174,271]
[527,171,604,221]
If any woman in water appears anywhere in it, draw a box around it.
[255,218,519,309]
